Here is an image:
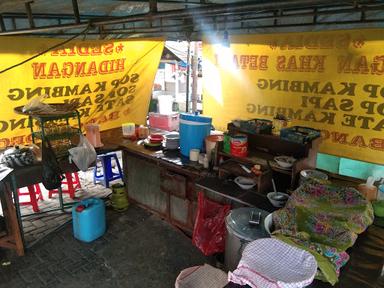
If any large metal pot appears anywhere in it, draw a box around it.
[225,207,269,272]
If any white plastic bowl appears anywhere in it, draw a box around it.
[274,156,295,168]
[267,192,289,207]
[264,213,274,235]
[234,176,256,190]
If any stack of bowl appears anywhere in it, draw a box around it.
[164,132,180,150]
[144,134,164,150]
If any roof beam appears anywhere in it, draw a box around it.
[0,0,379,36]
[0,15,5,32]
[115,0,205,6]
[149,0,158,13]
[24,1,35,28]
[72,0,81,24]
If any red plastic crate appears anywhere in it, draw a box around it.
[148,113,179,131]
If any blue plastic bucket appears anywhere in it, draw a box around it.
[72,198,106,243]
[179,113,212,156]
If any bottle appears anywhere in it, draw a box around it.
[378,178,384,200]
[203,154,209,169]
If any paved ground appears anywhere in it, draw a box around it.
[20,168,117,246]
[0,205,208,288]
[19,151,123,246]
[0,151,211,287]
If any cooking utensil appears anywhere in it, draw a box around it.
[274,156,295,168]
[240,164,251,173]
[272,178,277,193]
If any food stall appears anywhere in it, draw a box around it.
[0,1,383,288]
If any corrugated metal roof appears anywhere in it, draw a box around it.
[0,1,382,39]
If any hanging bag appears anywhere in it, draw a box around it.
[41,140,63,190]
[68,134,97,172]
[192,192,231,256]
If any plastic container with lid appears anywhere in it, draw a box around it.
[72,198,106,243]
[85,124,103,148]
[179,113,212,156]
[230,134,248,158]
[122,122,135,137]
[357,183,378,201]
[148,112,179,131]
[157,95,174,115]
[225,207,269,271]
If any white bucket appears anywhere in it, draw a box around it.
[158,95,173,115]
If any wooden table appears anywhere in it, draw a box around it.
[0,130,121,254]
[0,182,24,256]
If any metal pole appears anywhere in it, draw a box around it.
[25,1,35,29]
[0,15,5,32]
[72,0,81,24]
[185,41,191,113]
[174,60,179,106]
[191,42,199,113]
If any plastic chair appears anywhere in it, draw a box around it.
[17,184,44,213]
[93,153,123,188]
[49,172,81,199]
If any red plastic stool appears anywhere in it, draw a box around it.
[17,184,44,213]
[49,172,81,199]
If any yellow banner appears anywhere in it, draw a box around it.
[203,29,384,164]
[0,36,164,148]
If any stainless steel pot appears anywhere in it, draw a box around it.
[224,208,269,271]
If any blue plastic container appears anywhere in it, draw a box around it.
[179,113,212,156]
[72,198,106,243]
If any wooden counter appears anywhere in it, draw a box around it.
[100,128,384,287]
[101,128,279,232]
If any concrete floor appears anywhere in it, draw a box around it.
[0,204,208,288]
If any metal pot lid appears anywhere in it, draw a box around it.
[180,113,212,123]
[225,207,270,241]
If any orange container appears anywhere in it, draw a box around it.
[357,184,377,201]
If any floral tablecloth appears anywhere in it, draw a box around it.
[272,183,374,285]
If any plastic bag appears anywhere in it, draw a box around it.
[68,134,97,172]
[22,94,56,114]
[192,192,231,256]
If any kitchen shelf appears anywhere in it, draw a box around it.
[32,128,80,141]
[26,108,82,160]
[219,123,321,191]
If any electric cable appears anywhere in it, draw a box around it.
[0,24,91,75]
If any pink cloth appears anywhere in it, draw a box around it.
[228,238,317,288]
